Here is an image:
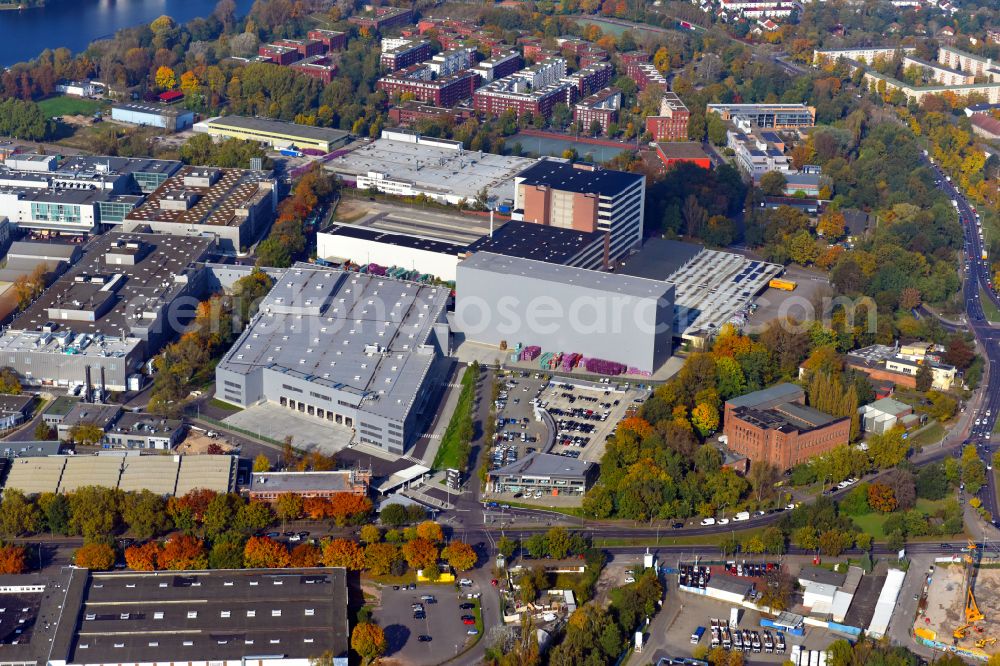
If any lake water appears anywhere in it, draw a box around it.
[0,0,256,67]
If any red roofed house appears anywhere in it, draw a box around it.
[158,90,184,104]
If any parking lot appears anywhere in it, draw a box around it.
[374,582,482,665]
[541,379,649,464]
[489,374,550,475]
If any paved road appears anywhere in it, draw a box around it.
[923,157,1000,529]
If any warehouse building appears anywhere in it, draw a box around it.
[102,412,185,449]
[722,384,851,470]
[468,220,610,271]
[194,116,350,153]
[512,159,645,263]
[456,252,673,373]
[121,166,277,253]
[56,402,123,441]
[487,452,595,496]
[0,566,349,666]
[0,233,214,391]
[3,453,236,496]
[111,103,195,132]
[328,129,537,205]
[317,224,468,281]
[215,265,451,456]
[0,394,35,430]
[0,240,80,283]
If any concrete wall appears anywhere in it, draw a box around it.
[455,262,673,372]
[316,232,461,282]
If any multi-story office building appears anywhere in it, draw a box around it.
[707,103,816,129]
[512,159,646,261]
[215,265,451,456]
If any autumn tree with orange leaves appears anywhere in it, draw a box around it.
[326,493,373,526]
[415,521,443,543]
[243,537,290,568]
[289,543,321,568]
[125,541,162,571]
[441,540,477,572]
[0,544,28,574]
[322,538,365,570]
[74,543,115,570]
[401,538,438,571]
[158,535,208,570]
[363,542,399,576]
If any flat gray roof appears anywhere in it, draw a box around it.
[461,252,673,300]
[726,383,803,409]
[249,470,361,493]
[218,265,449,421]
[8,232,213,338]
[40,568,350,665]
[491,451,592,479]
[205,115,350,144]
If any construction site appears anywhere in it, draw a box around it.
[915,540,1000,661]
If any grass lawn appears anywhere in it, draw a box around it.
[37,95,105,119]
[981,286,1000,323]
[431,366,477,471]
[851,497,956,539]
[594,528,760,549]
[909,421,945,448]
[208,398,243,413]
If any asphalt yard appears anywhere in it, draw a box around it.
[375,583,481,665]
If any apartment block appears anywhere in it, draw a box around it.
[573,87,621,135]
[381,39,433,70]
[378,66,478,107]
[646,91,690,141]
[626,62,668,90]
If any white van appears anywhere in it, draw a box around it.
[700,517,717,526]
[733,511,751,522]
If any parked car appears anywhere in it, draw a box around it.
[417,635,432,642]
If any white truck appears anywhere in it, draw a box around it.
[734,511,751,522]
[730,607,741,629]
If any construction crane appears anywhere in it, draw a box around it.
[954,539,986,641]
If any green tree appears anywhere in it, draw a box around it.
[706,113,728,145]
[34,421,54,440]
[37,492,70,534]
[867,428,908,469]
[497,536,518,559]
[379,504,408,527]
[545,527,571,559]
[0,490,41,536]
[202,493,242,537]
[234,501,274,533]
[67,486,121,539]
[252,454,271,472]
[120,490,171,540]
[915,363,933,392]
[68,422,105,446]
[759,171,788,196]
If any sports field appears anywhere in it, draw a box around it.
[37,95,105,119]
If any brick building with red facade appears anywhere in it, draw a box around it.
[349,6,414,31]
[308,29,347,51]
[378,67,479,107]
[722,384,850,471]
[646,91,691,141]
[573,87,621,135]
